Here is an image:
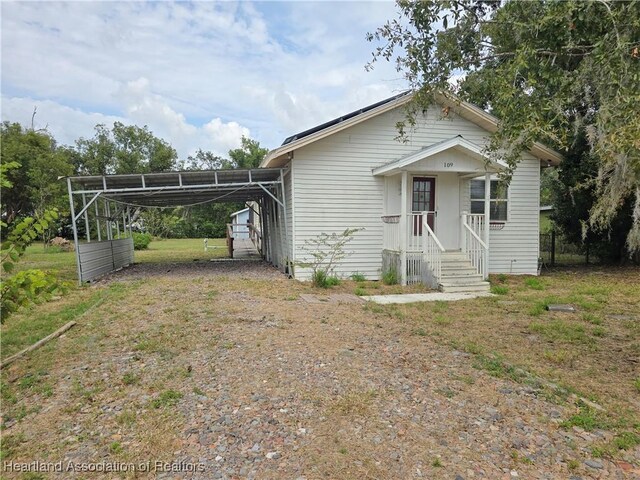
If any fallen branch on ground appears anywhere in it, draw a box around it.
[0,321,76,369]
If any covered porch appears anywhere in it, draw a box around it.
[373,136,503,288]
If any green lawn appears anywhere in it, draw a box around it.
[3,238,228,358]
[15,238,228,281]
[136,238,227,264]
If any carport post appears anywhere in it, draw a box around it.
[104,200,112,240]
[94,199,101,241]
[270,197,278,265]
[82,193,90,242]
[258,198,265,258]
[280,170,290,273]
[260,198,269,261]
[127,206,132,237]
[67,178,83,284]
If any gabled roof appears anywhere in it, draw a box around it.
[231,207,250,217]
[372,135,504,176]
[261,91,564,168]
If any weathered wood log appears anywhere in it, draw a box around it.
[0,321,76,369]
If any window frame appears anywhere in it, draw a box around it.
[469,178,509,223]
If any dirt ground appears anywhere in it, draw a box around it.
[1,260,638,479]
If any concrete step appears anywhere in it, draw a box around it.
[441,264,478,273]
[441,253,469,261]
[439,281,491,293]
[440,262,473,270]
[441,270,479,277]
[440,258,471,266]
[440,274,484,285]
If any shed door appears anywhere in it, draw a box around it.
[412,177,435,235]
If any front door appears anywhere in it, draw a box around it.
[412,177,435,235]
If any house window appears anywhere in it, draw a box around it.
[470,179,508,221]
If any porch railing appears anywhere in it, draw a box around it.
[382,212,443,285]
[382,215,401,251]
[382,212,436,252]
[461,213,488,278]
[421,212,445,284]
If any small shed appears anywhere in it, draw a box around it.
[230,207,250,239]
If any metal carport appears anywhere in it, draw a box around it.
[65,168,290,283]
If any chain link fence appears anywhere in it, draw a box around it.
[539,231,591,267]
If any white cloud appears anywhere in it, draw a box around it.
[1,1,407,158]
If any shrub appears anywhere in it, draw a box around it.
[0,269,66,319]
[312,270,341,288]
[297,228,363,287]
[382,269,398,285]
[131,232,152,250]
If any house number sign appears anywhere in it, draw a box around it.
[443,162,454,168]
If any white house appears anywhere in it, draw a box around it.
[230,207,250,239]
[259,92,563,292]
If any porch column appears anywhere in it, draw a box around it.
[484,172,491,278]
[399,171,408,286]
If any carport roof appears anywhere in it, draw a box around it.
[66,168,284,207]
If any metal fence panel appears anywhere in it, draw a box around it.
[77,237,134,282]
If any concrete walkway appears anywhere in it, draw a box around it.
[364,291,494,304]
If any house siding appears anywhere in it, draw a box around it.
[490,154,540,274]
[290,106,540,280]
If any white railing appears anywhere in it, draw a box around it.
[461,212,488,278]
[382,215,401,251]
[383,212,437,252]
[421,212,445,284]
[465,214,485,241]
[408,212,436,251]
[381,211,444,286]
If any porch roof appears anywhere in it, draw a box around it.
[372,136,503,176]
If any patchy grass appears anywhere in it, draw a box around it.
[560,405,608,431]
[1,282,135,359]
[150,390,183,409]
[121,372,139,386]
[1,249,638,473]
[354,287,367,296]
[350,273,366,282]
[581,313,603,325]
[472,353,528,384]
[490,285,509,295]
[528,319,592,345]
[524,277,545,290]
[329,389,379,416]
[388,267,639,439]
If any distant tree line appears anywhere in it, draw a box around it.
[1,120,268,241]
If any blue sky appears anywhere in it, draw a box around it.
[1,1,407,159]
